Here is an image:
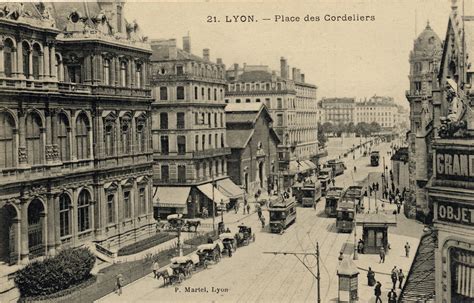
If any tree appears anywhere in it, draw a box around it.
[369,121,382,134]
[355,122,371,137]
[321,122,334,135]
[345,122,356,134]
[317,129,327,148]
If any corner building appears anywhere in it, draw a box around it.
[0,1,155,265]
[150,37,243,219]
[225,58,319,189]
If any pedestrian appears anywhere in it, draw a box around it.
[397,203,401,214]
[376,182,379,191]
[332,178,335,186]
[388,288,398,303]
[367,267,376,286]
[115,273,124,296]
[246,203,251,215]
[257,209,262,219]
[391,267,398,289]
[260,216,265,228]
[234,202,238,214]
[405,242,411,257]
[374,281,382,303]
[152,260,160,279]
[398,268,405,289]
[379,246,385,263]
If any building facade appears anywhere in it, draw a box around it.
[427,2,474,301]
[225,58,318,188]
[318,97,355,126]
[150,37,243,219]
[405,22,442,220]
[225,103,280,198]
[354,96,400,129]
[0,1,155,265]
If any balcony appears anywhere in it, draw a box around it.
[151,73,227,84]
[192,147,231,159]
[58,82,91,94]
[0,77,58,92]
[91,85,151,98]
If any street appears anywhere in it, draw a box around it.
[97,140,421,303]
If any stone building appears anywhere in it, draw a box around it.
[225,103,280,198]
[318,97,355,125]
[0,1,155,265]
[150,37,243,219]
[405,22,442,220]
[354,95,401,129]
[225,58,318,188]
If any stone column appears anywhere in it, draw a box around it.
[110,56,116,86]
[49,43,57,81]
[20,199,29,264]
[13,217,20,264]
[54,194,61,250]
[38,51,44,80]
[43,44,50,80]
[45,112,53,163]
[16,43,24,79]
[0,42,5,77]
[95,186,106,242]
[28,50,33,80]
[71,188,77,247]
[84,55,92,84]
[18,113,27,167]
[46,193,56,255]
[130,59,135,88]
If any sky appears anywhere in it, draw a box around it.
[125,0,454,108]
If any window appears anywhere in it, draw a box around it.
[104,59,111,85]
[215,134,218,148]
[256,98,261,103]
[177,112,185,129]
[414,82,422,92]
[201,87,205,98]
[214,113,217,127]
[221,133,225,147]
[194,87,198,100]
[136,118,146,152]
[177,135,186,155]
[176,65,184,75]
[22,42,30,78]
[160,112,168,129]
[178,165,186,182]
[194,112,199,125]
[123,191,131,219]
[195,135,199,150]
[208,88,211,100]
[120,61,128,86]
[208,113,211,126]
[121,117,131,154]
[107,194,115,224]
[208,134,212,148]
[161,165,169,181]
[160,87,168,100]
[104,119,115,156]
[202,134,205,150]
[76,114,90,160]
[221,113,224,127]
[135,63,142,88]
[225,99,229,103]
[236,84,241,91]
[160,136,169,155]
[246,99,251,103]
[246,83,250,91]
[57,114,70,162]
[4,39,13,77]
[277,98,283,109]
[26,112,43,165]
[138,187,146,215]
[59,194,71,237]
[77,190,91,232]
[0,112,15,168]
[214,88,217,101]
[277,114,283,126]
[177,86,185,100]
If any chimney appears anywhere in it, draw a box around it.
[243,63,247,71]
[183,35,191,53]
[203,48,210,61]
[216,58,223,65]
[301,73,305,83]
[271,71,277,82]
[280,57,288,79]
[296,69,301,82]
[292,68,298,81]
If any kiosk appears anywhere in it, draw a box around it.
[355,213,397,254]
[337,257,359,303]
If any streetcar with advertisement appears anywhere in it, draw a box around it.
[336,189,357,232]
[268,196,297,234]
[318,167,333,195]
[324,187,344,217]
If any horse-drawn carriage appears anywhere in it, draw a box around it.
[184,220,201,232]
[163,214,201,232]
[170,256,194,279]
[196,243,222,265]
[219,232,236,256]
[234,225,255,247]
[157,265,184,286]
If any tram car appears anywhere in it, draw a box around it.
[268,196,297,234]
[345,185,364,209]
[370,151,380,166]
[301,180,322,207]
[318,167,333,195]
[324,187,344,217]
[325,159,346,176]
[336,189,357,233]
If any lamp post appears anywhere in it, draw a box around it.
[220,199,224,223]
[353,217,358,260]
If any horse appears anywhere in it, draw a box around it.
[185,220,201,232]
[155,270,170,286]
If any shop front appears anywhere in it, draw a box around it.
[197,183,230,217]
[153,187,190,219]
[216,178,245,210]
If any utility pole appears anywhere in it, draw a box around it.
[212,171,216,234]
[264,242,321,303]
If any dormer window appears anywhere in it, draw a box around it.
[176,65,184,75]
[69,11,80,23]
[159,68,166,75]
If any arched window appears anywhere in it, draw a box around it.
[104,116,116,156]
[221,133,225,148]
[214,88,217,101]
[0,111,15,168]
[59,194,71,237]
[194,86,198,100]
[120,61,127,87]
[103,59,110,85]
[76,113,90,160]
[135,63,142,88]
[22,42,30,78]
[32,44,41,80]
[57,113,70,162]
[77,190,91,232]
[26,112,43,165]
[121,116,131,154]
[136,117,146,153]
[4,39,14,77]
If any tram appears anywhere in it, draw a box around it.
[325,159,346,176]
[336,189,356,232]
[324,187,344,217]
[268,197,297,233]
[318,168,333,195]
[301,180,322,207]
[370,151,380,166]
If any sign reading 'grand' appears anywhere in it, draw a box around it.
[435,149,474,182]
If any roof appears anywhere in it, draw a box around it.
[226,129,254,149]
[238,70,278,82]
[225,103,263,113]
[216,178,245,199]
[153,187,190,208]
[355,213,397,226]
[197,183,230,205]
[414,22,443,52]
[338,258,359,276]
[391,147,409,162]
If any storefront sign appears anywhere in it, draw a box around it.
[436,201,474,226]
[435,149,474,182]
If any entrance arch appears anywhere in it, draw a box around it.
[0,203,19,264]
[28,199,45,258]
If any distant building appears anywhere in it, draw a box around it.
[354,96,400,129]
[225,103,280,198]
[0,1,155,265]
[225,58,319,188]
[405,22,442,219]
[318,97,355,125]
[150,36,243,219]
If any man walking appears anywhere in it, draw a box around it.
[115,273,124,296]
[398,268,405,289]
[405,242,411,258]
[246,203,251,215]
[152,260,160,279]
[374,281,382,303]
[388,288,397,303]
[391,267,398,290]
[379,246,386,263]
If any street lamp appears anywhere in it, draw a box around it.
[220,199,224,223]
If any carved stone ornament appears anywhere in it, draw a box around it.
[18,147,27,163]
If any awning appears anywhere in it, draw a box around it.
[153,186,190,208]
[216,178,245,199]
[304,160,317,170]
[197,183,230,205]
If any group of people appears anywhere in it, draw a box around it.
[371,266,405,303]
